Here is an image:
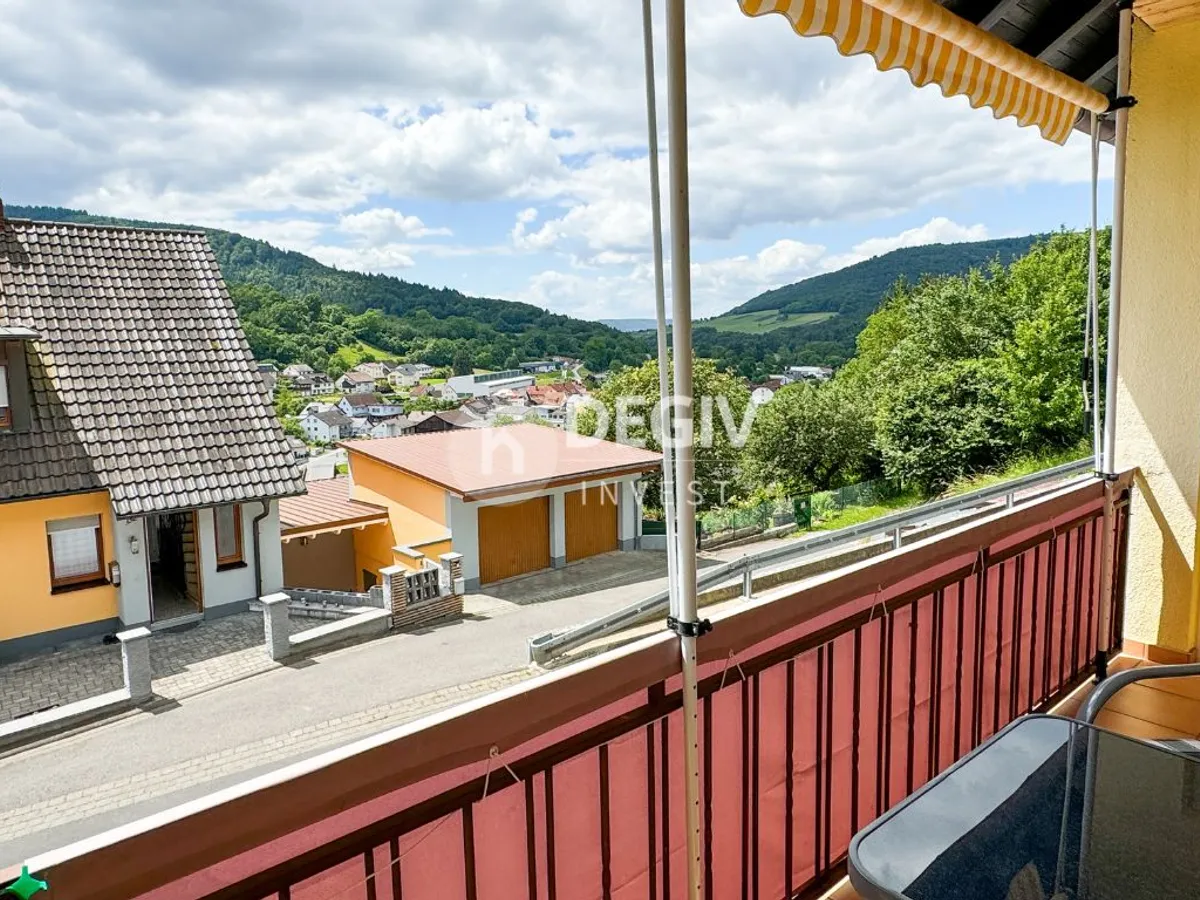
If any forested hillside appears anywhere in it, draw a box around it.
[8,205,648,375]
[693,235,1042,376]
[746,229,1110,496]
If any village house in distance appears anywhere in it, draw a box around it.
[0,204,304,659]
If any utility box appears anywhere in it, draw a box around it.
[794,496,812,530]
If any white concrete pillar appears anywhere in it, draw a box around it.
[448,497,481,591]
[619,480,642,551]
[113,517,152,627]
[440,552,465,596]
[261,592,291,661]
[550,491,567,568]
[117,626,153,702]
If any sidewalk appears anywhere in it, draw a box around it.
[1,611,311,723]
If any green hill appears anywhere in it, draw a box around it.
[693,235,1043,376]
[723,235,1040,320]
[7,205,647,375]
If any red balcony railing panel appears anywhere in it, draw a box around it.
[18,480,1127,900]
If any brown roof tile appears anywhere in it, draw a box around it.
[0,218,306,514]
[279,477,388,534]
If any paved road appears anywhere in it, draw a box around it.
[0,551,679,866]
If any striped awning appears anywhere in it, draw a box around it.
[738,0,1111,144]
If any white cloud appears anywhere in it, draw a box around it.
[822,217,991,271]
[338,208,451,241]
[0,0,1108,318]
[517,219,994,320]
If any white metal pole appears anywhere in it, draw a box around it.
[1089,111,1102,471]
[665,1,703,898]
[641,0,681,618]
[1096,1,1134,680]
[1102,3,1133,476]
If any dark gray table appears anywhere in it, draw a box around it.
[849,714,1200,900]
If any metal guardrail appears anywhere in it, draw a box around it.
[528,458,1094,664]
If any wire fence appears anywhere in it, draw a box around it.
[680,476,902,544]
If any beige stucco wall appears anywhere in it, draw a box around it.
[1114,18,1200,653]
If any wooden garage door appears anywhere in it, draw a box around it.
[566,485,619,563]
[478,497,551,584]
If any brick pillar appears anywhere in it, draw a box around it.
[261,592,291,661]
[381,565,408,616]
[117,627,153,702]
[440,553,465,596]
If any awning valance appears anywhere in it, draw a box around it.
[738,0,1111,144]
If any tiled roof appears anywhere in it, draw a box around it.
[0,217,306,515]
[340,371,376,384]
[312,409,352,427]
[340,393,383,408]
[278,476,388,535]
[342,422,662,501]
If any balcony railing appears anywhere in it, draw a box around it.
[2,475,1131,900]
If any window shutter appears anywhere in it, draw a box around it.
[3,340,32,433]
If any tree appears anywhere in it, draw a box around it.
[273,381,305,418]
[744,380,876,496]
[875,360,1010,494]
[452,348,474,376]
[578,356,752,511]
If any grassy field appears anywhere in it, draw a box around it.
[329,341,398,369]
[700,309,838,334]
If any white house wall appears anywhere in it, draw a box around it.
[114,515,152,627]
[447,495,481,590]
[197,501,285,616]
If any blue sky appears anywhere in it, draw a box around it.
[0,0,1113,321]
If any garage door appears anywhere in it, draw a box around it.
[478,497,551,584]
[566,485,619,562]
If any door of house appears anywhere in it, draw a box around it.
[147,511,202,621]
[478,497,551,584]
[565,485,619,562]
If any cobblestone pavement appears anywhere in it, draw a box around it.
[0,612,313,723]
[0,668,531,860]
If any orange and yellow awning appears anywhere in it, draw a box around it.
[738,0,1110,144]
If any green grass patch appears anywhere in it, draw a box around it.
[420,376,447,385]
[945,441,1092,496]
[807,490,922,533]
[701,309,838,334]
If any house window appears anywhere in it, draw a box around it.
[214,504,244,567]
[47,515,105,590]
[0,363,9,428]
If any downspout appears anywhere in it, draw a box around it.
[1095,0,1134,681]
[252,499,272,600]
[1102,0,1134,476]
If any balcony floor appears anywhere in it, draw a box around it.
[832,654,1200,900]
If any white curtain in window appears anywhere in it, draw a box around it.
[47,516,101,580]
[215,505,239,559]
[0,365,9,407]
